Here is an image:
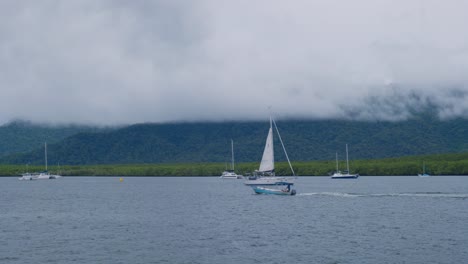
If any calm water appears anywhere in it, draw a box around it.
[1,176,467,264]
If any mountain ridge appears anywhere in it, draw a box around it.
[2,113,468,165]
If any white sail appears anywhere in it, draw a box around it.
[259,126,274,172]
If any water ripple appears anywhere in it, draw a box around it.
[298,191,468,199]
[2,176,468,264]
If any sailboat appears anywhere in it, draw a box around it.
[219,139,243,179]
[418,161,430,177]
[18,142,62,180]
[331,144,359,179]
[244,117,296,193]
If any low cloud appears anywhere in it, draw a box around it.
[1,0,467,125]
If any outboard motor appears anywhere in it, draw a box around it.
[291,189,296,196]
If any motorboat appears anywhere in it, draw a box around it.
[220,170,243,179]
[252,185,296,196]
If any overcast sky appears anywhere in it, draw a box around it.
[1,0,467,125]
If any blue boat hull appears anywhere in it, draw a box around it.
[252,186,296,195]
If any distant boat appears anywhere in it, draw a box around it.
[18,142,62,181]
[220,139,243,179]
[18,163,34,180]
[418,162,430,177]
[331,144,359,179]
[18,172,35,181]
[244,116,296,191]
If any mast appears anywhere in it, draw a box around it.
[45,142,48,171]
[231,139,234,170]
[336,152,339,172]
[346,144,349,173]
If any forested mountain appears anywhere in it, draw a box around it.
[2,113,468,165]
[0,120,108,157]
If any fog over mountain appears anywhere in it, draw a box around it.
[1,0,467,125]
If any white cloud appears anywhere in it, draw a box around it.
[1,0,467,124]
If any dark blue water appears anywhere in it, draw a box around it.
[1,176,467,264]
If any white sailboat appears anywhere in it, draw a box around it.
[331,144,359,179]
[220,139,243,179]
[18,142,62,180]
[418,161,430,177]
[244,117,296,188]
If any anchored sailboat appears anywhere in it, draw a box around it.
[418,161,430,177]
[18,142,62,180]
[244,116,296,193]
[220,139,243,179]
[331,144,359,179]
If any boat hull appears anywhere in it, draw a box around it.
[219,175,243,179]
[331,174,359,179]
[219,171,243,179]
[18,175,35,181]
[19,173,62,180]
[252,186,296,195]
[244,177,295,186]
[36,173,61,180]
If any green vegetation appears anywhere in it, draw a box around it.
[0,120,110,157]
[3,112,468,166]
[2,152,468,176]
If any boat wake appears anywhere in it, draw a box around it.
[298,192,468,199]
[299,192,362,198]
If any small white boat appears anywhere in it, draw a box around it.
[331,144,359,179]
[252,185,296,196]
[220,170,243,179]
[18,173,35,181]
[36,172,62,179]
[244,116,296,188]
[18,171,62,180]
[220,139,243,179]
